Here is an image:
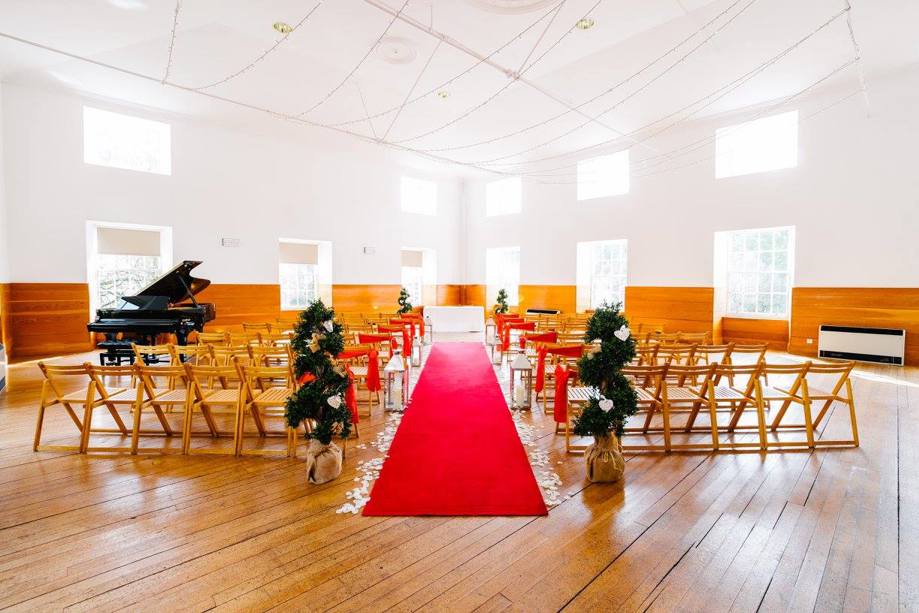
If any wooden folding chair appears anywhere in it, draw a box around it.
[34,363,95,452]
[82,364,146,453]
[258,331,293,347]
[247,344,293,370]
[803,361,858,448]
[663,363,718,451]
[272,319,298,333]
[678,331,710,344]
[633,344,659,366]
[133,364,192,454]
[196,331,230,346]
[183,363,243,455]
[726,344,769,384]
[236,359,297,457]
[761,362,813,449]
[693,343,734,367]
[242,323,271,344]
[132,343,180,366]
[622,364,670,451]
[700,363,766,451]
[208,344,251,368]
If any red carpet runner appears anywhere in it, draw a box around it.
[363,343,548,516]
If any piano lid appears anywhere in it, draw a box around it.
[133,260,211,305]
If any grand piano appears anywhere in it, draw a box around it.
[87,260,217,365]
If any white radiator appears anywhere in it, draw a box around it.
[818,325,905,366]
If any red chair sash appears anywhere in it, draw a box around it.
[501,321,536,351]
[553,364,570,424]
[520,330,558,350]
[377,324,409,352]
[535,344,586,393]
[495,313,522,337]
[357,333,394,357]
[403,312,425,336]
[337,347,381,393]
[344,366,359,425]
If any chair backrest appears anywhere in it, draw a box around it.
[272,319,298,333]
[184,362,241,396]
[711,363,762,396]
[622,364,668,396]
[664,363,716,388]
[634,344,660,366]
[729,344,768,365]
[248,344,292,367]
[87,364,141,402]
[803,360,854,397]
[136,364,188,395]
[237,359,294,401]
[657,344,698,366]
[694,343,734,364]
[38,362,91,400]
[209,344,251,367]
[678,331,710,344]
[196,331,229,346]
[557,331,586,345]
[132,343,179,366]
[257,331,293,346]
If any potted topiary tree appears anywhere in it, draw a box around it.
[494,288,509,314]
[285,300,353,484]
[397,287,413,314]
[573,303,638,483]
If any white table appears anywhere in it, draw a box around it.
[424,306,485,333]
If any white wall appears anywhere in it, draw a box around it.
[464,67,919,289]
[0,83,464,287]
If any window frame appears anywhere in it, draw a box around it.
[577,151,630,201]
[715,111,799,179]
[722,226,795,320]
[576,239,628,312]
[485,246,521,307]
[82,106,172,176]
[485,177,522,217]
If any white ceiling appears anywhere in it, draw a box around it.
[0,0,915,177]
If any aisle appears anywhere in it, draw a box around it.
[363,343,548,516]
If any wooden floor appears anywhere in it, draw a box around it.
[0,344,916,612]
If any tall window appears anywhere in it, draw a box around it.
[401,177,437,215]
[577,151,630,201]
[724,227,794,317]
[279,241,319,310]
[486,246,520,306]
[88,223,171,311]
[486,177,522,217]
[715,111,798,179]
[576,240,628,311]
[83,106,171,175]
[401,250,424,306]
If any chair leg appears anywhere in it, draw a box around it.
[661,401,672,452]
[846,379,859,447]
[33,384,50,452]
[131,401,143,454]
[801,383,815,449]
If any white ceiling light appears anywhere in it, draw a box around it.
[464,0,559,14]
[376,37,418,64]
[437,90,450,99]
[575,18,596,30]
[273,22,293,34]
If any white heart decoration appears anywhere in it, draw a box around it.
[599,398,614,412]
[614,325,631,341]
[322,320,335,333]
[327,394,342,409]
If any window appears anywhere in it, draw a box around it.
[715,111,798,179]
[401,177,437,215]
[401,250,424,306]
[486,177,522,216]
[577,151,630,200]
[83,106,171,175]
[87,223,171,312]
[279,241,320,310]
[486,246,520,306]
[576,240,628,311]
[723,227,794,317]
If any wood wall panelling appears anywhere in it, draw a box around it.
[624,286,715,337]
[4,283,93,361]
[789,287,919,365]
[435,284,464,306]
[331,284,401,314]
[462,285,487,309]
[0,284,10,355]
[518,285,577,314]
[721,317,789,350]
[196,284,281,330]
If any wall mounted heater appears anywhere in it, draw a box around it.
[818,325,906,366]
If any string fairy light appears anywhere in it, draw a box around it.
[476,7,851,176]
[320,3,570,129]
[416,0,753,154]
[190,1,323,91]
[297,0,411,117]
[380,39,443,141]
[161,0,181,83]
[461,0,764,165]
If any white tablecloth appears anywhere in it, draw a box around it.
[425,306,485,333]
